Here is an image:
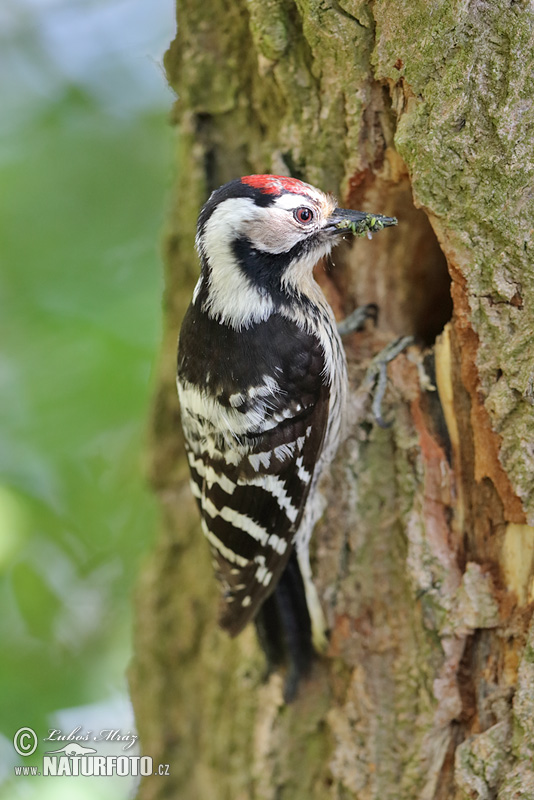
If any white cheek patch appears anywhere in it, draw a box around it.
[247,192,328,254]
[246,208,306,254]
[246,190,336,256]
[200,197,275,328]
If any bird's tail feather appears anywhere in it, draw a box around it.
[254,550,315,702]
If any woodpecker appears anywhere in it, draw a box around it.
[177,174,396,699]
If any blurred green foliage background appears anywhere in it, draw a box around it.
[0,1,175,797]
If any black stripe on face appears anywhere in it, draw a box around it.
[231,235,322,301]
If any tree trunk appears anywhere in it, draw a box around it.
[130,2,534,798]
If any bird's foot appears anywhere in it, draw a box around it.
[366,336,414,428]
[337,303,378,337]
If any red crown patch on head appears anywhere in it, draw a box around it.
[241,175,312,196]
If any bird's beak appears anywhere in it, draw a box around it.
[325,208,397,237]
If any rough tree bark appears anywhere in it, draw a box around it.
[130,2,534,798]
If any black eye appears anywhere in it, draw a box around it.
[294,206,314,224]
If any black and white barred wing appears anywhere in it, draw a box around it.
[187,388,329,636]
[178,322,329,636]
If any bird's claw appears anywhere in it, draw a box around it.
[366,336,414,428]
[337,303,378,337]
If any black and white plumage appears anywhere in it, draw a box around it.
[177,175,395,692]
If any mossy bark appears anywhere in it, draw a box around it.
[130,2,534,798]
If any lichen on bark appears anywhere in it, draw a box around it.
[374,0,534,521]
